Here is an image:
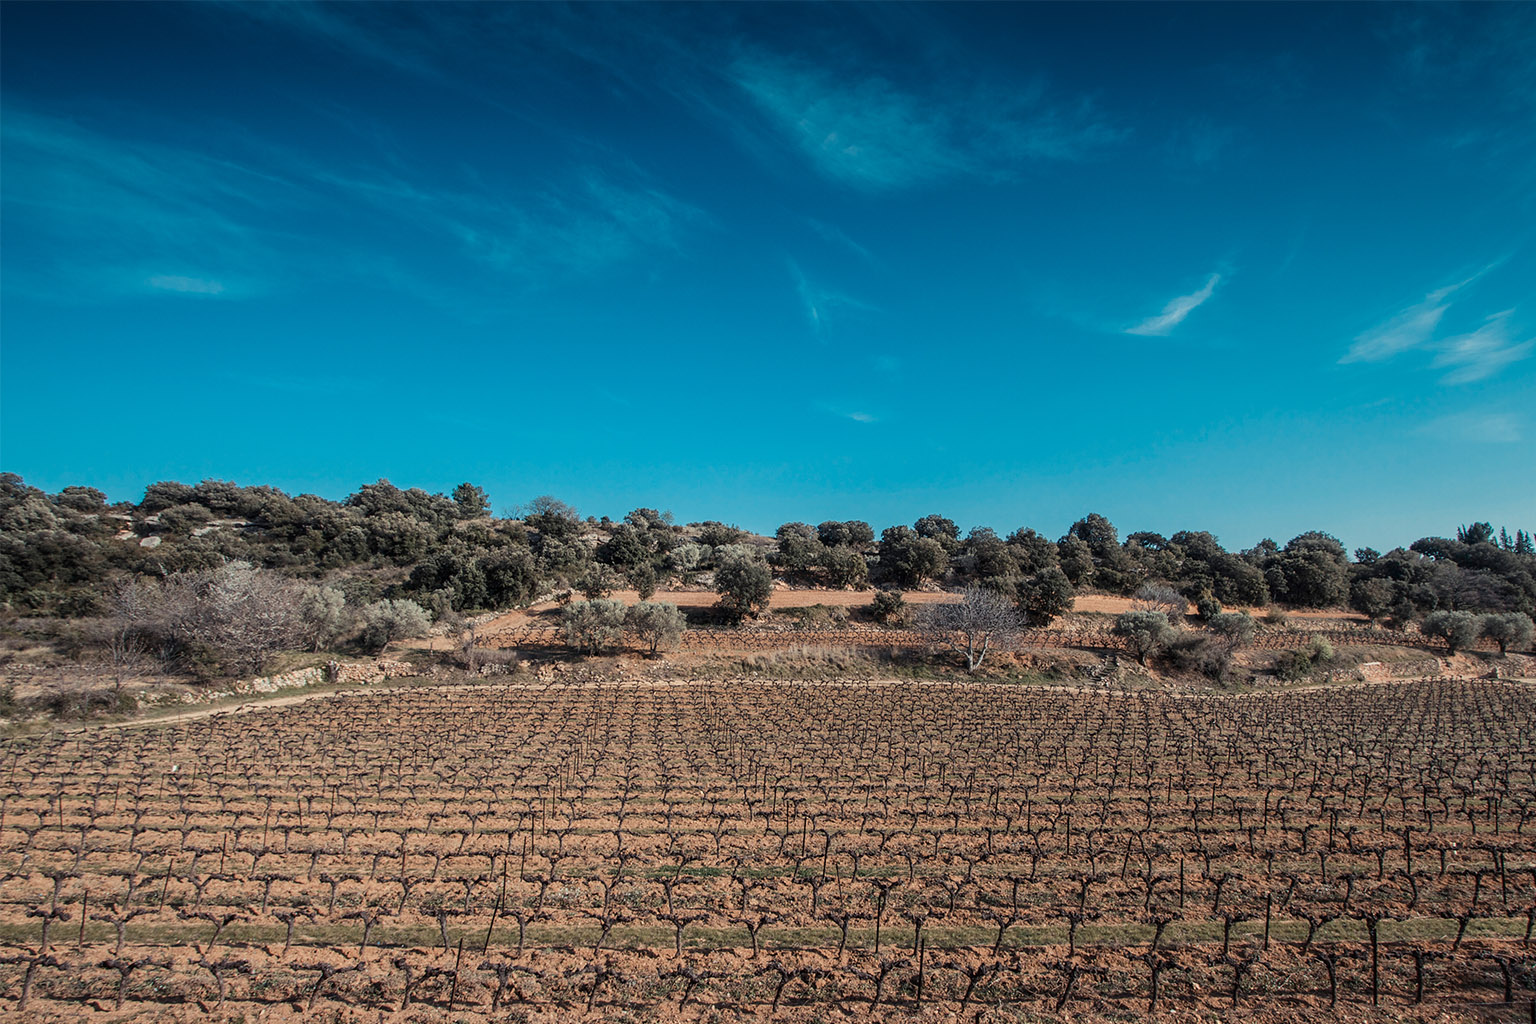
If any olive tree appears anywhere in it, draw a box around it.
[625,602,686,654]
[1421,609,1481,655]
[360,599,431,653]
[1207,611,1257,650]
[918,586,1020,673]
[1114,610,1176,666]
[562,599,627,654]
[1481,612,1535,655]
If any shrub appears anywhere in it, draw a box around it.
[1273,637,1336,682]
[1016,567,1075,626]
[562,599,626,654]
[869,589,910,627]
[821,545,870,589]
[360,598,431,653]
[715,556,773,623]
[696,521,747,548]
[1207,611,1257,649]
[1163,633,1225,681]
[625,602,685,654]
[1113,610,1175,666]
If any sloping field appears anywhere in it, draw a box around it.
[0,676,1531,1020]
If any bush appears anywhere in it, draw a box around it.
[1016,567,1075,626]
[869,589,910,627]
[715,556,773,623]
[821,544,870,589]
[625,602,685,654]
[562,599,626,654]
[360,599,431,653]
[1207,611,1257,649]
[1163,633,1225,681]
[1134,583,1189,619]
[696,521,747,548]
[1113,610,1175,666]
[1273,637,1337,682]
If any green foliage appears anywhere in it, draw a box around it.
[1113,609,1175,666]
[869,589,909,626]
[914,514,960,553]
[714,555,773,622]
[1349,577,1396,622]
[562,599,626,654]
[451,482,490,519]
[1016,567,1075,626]
[625,601,685,654]
[1273,637,1337,682]
[1480,611,1535,654]
[359,598,430,653]
[773,522,823,578]
[695,521,747,547]
[576,564,621,601]
[1207,611,1257,649]
[522,496,583,540]
[877,526,948,588]
[1262,532,1349,608]
[820,544,869,589]
[817,520,874,549]
[1421,609,1481,654]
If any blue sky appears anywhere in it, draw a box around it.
[3,2,1532,549]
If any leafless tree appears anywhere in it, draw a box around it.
[918,586,1021,672]
[89,580,157,693]
[204,563,307,673]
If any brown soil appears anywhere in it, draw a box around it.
[0,676,1528,1022]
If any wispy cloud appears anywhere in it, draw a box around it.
[1340,278,1469,363]
[321,163,704,281]
[730,51,1120,191]
[1431,310,1534,384]
[805,217,876,264]
[1416,411,1524,443]
[3,104,702,306]
[2,109,289,298]
[1341,265,1529,383]
[1126,274,1221,336]
[147,275,226,296]
[789,260,878,338]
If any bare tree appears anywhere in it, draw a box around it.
[918,586,1021,672]
[204,563,307,674]
[89,580,156,693]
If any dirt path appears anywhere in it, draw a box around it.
[65,684,405,733]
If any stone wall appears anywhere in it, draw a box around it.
[217,659,433,699]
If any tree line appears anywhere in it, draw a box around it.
[2,473,1532,673]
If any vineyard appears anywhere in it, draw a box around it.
[0,675,1533,1021]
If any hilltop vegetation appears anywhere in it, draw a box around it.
[1,472,1532,696]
